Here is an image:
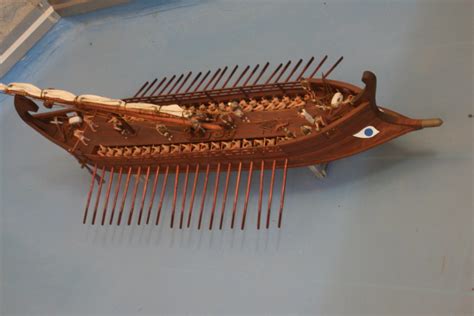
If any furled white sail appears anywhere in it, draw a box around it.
[0,82,184,117]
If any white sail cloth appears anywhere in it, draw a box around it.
[0,82,184,117]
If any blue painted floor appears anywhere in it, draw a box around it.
[1,1,472,315]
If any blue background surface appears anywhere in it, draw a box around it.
[1,1,472,315]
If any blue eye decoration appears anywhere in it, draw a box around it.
[353,126,380,139]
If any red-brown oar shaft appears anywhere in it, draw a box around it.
[274,60,291,83]
[285,59,302,82]
[91,165,106,225]
[253,62,269,85]
[175,72,192,94]
[150,77,167,96]
[83,164,98,224]
[127,166,142,225]
[232,65,250,88]
[117,167,133,225]
[278,159,288,228]
[101,166,115,225]
[126,167,142,225]
[197,164,211,230]
[257,160,264,229]
[140,78,158,97]
[145,166,160,224]
[210,67,227,90]
[192,70,210,92]
[179,165,190,228]
[297,56,314,79]
[167,73,184,94]
[222,65,239,89]
[133,81,149,97]
[155,165,170,225]
[219,163,232,230]
[322,56,343,79]
[184,72,202,93]
[243,64,259,86]
[265,63,283,84]
[230,161,243,229]
[187,164,200,228]
[266,160,277,229]
[204,68,221,91]
[309,55,328,79]
[137,166,151,225]
[109,167,123,225]
[158,75,176,95]
[208,162,221,230]
[170,165,180,228]
[241,161,254,230]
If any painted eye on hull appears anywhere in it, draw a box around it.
[353,126,379,139]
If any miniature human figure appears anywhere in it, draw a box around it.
[248,98,258,109]
[141,146,151,156]
[267,97,280,111]
[73,129,90,146]
[151,145,161,156]
[123,147,132,157]
[106,147,115,157]
[182,143,192,152]
[132,146,142,157]
[314,115,326,131]
[298,108,315,124]
[219,112,235,129]
[155,124,173,141]
[301,125,312,135]
[208,103,218,114]
[199,104,208,113]
[83,115,98,132]
[229,101,250,122]
[190,117,205,134]
[282,95,291,107]
[294,95,305,107]
[114,147,123,157]
[97,144,107,156]
[239,99,252,111]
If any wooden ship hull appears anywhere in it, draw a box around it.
[2,56,442,229]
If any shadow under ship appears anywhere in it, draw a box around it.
[1,56,442,230]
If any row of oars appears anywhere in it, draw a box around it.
[131,56,343,100]
[83,159,288,230]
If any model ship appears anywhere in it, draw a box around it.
[0,56,442,230]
